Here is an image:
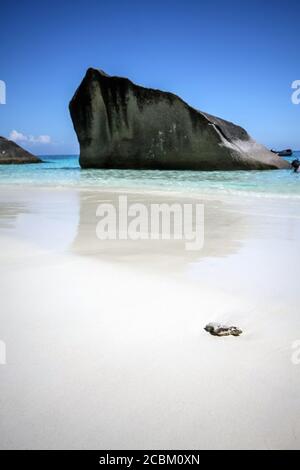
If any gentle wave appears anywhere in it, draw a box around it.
[0,153,299,198]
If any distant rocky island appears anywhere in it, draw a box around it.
[70,68,289,171]
[0,136,41,164]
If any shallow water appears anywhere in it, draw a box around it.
[0,152,299,198]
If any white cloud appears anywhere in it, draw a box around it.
[9,130,51,145]
[33,135,51,144]
[9,130,27,142]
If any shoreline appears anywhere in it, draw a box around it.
[0,151,299,201]
[1,179,300,201]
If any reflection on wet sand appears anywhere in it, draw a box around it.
[0,187,249,272]
[0,188,79,253]
[70,190,249,269]
[0,187,259,270]
[2,186,299,274]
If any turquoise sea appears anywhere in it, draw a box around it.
[0,152,299,198]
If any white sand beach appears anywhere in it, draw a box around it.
[0,186,300,449]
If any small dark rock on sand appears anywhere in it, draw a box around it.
[204,322,242,337]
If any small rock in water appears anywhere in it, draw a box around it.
[204,322,242,337]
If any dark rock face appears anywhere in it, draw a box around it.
[70,68,289,171]
[0,137,42,164]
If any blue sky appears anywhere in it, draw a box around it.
[0,0,299,154]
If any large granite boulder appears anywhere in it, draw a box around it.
[70,68,289,171]
[0,136,42,164]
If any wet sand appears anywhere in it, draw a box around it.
[0,186,300,449]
